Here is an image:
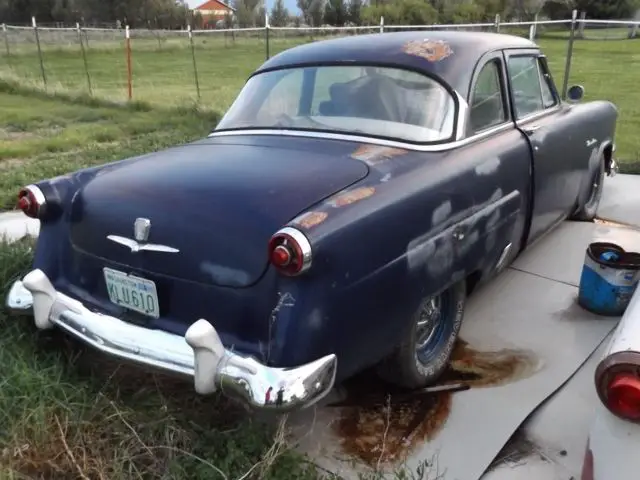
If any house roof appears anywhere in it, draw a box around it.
[193,0,235,12]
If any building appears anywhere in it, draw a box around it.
[193,0,235,25]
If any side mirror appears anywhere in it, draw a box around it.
[567,85,585,104]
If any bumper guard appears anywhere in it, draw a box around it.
[6,269,337,412]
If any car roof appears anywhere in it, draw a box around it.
[257,30,538,100]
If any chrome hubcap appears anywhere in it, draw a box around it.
[415,295,443,350]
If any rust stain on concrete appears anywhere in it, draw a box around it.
[332,339,539,466]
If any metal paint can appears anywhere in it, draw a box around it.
[578,242,640,317]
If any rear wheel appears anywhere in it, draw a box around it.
[377,281,466,389]
[572,156,605,222]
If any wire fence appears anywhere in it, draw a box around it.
[0,14,638,110]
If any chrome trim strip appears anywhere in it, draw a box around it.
[515,105,563,126]
[208,121,516,153]
[208,90,493,152]
[7,269,337,412]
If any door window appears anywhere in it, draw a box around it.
[507,55,558,119]
[469,60,507,133]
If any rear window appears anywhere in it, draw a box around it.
[215,65,457,143]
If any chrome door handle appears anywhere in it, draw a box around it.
[523,125,541,136]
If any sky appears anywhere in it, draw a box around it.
[186,0,301,15]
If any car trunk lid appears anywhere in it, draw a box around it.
[68,139,369,288]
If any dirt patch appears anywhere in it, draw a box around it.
[0,157,28,171]
[332,339,540,466]
[0,127,35,141]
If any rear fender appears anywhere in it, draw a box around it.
[273,164,522,378]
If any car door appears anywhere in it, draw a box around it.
[504,49,583,246]
[451,52,532,273]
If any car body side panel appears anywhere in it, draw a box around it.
[569,100,618,210]
[517,106,582,243]
[272,131,531,378]
[589,403,640,480]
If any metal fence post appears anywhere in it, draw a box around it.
[2,24,9,57]
[561,9,578,100]
[77,22,92,95]
[125,25,132,100]
[578,11,586,39]
[188,25,201,99]
[495,14,500,33]
[32,17,47,89]
[265,12,270,60]
[380,16,384,34]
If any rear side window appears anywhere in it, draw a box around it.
[469,60,507,133]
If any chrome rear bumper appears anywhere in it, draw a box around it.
[6,269,337,412]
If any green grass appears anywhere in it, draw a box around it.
[0,30,639,479]
[0,240,324,480]
[1,32,639,170]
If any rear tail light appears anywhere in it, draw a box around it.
[17,185,47,219]
[268,227,312,276]
[595,351,640,422]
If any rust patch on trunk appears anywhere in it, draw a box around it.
[293,211,328,229]
[328,186,376,208]
[332,339,539,466]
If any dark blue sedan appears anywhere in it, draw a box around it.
[6,30,619,412]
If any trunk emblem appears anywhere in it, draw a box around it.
[107,217,179,254]
[134,218,151,242]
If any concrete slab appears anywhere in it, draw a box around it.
[512,221,640,287]
[288,225,620,480]
[599,174,640,228]
[0,211,40,242]
[483,331,612,479]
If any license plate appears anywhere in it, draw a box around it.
[103,267,160,319]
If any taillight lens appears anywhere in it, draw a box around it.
[595,351,640,422]
[268,227,312,276]
[17,185,46,219]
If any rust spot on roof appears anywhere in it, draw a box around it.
[293,211,329,229]
[328,187,376,208]
[402,39,453,62]
[332,339,540,467]
[351,145,408,166]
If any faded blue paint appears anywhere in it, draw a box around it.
[24,32,620,383]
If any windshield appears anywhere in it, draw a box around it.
[215,65,457,143]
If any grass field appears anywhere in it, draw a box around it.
[0,91,335,480]
[0,28,639,479]
[1,29,639,170]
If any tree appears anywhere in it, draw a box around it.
[347,0,363,25]
[309,0,325,25]
[574,0,637,19]
[362,0,438,25]
[297,0,313,24]
[270,0,289,26]
[542,0,574,19]
[324,0,347,25]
